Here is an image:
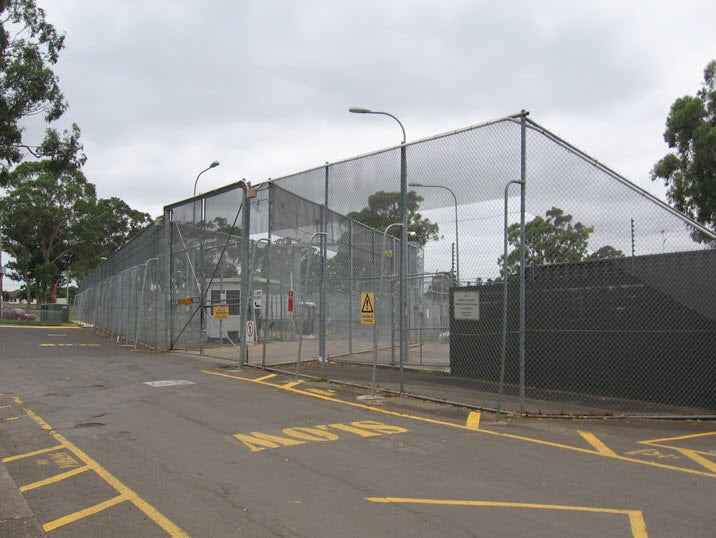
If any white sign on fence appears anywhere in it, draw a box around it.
[453,291,480,320]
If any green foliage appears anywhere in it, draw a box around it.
[651,59,716,243]
[500,207,622,277]
[0,2,146,302]
[0,1,71,180]
[347,190,439,246]
[587,245,625,260]
[1,156,151,301]
[326,190,439,291]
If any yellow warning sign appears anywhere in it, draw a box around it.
[360,292,375,325]
[212,304,230,320]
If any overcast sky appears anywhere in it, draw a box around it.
[36,0,714,220]
[3,1,715,288]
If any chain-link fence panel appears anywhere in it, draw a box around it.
[74,222,166,349]
[75,113,715,417]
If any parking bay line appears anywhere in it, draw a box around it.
[365,497,648,538]
[11,396,189,536]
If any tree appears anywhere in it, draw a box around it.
[651,60,716,243]
[72,196,153,277]
[326,190,440,291]
[1,157,151,301]
[500,207,591,276]
[587,245,625,260]
[0,1,71,181]
[347,190,440,247]
[499,207,625,277]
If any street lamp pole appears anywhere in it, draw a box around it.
[349,107,408,391]
[409,183,460,285]
[192,161,219,356]
[193,161,220,197]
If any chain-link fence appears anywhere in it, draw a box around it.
[75,112,715,417]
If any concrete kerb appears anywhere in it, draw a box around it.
[0,461,46,537]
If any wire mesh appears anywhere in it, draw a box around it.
[75,114,715,417]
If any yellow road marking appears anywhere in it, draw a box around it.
[465,411,481,430]
[3,416,20,422]
[638,431,716,474]
[12,397,189,537]
[671,448,716,474]
[20,466,90,492]
[43,494,127,532]
[625,448,679,460]
[254,373,277,382]
[2,444,65,463]
[365,497,648,538]
[283,380,304,389]
[578,431,618,457]
[640,431,716,445]
[305,388,337,396]
[202,369,716,479]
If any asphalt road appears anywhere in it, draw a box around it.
[1,325,714,537]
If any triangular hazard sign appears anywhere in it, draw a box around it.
[361,293,374,314]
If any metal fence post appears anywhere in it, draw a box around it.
[239,181,251,367]
[519,110,528,415]
[497,180,524,420]
[296,232,326,379]
[164,209,173,351]
[320,164,329,373]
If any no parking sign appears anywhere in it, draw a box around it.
[246,321,255,345]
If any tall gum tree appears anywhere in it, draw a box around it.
[0,0,71,180]
[651,60,716,243]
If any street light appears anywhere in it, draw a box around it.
[349,106,408,391]
[409,182,460,285]
[193,160,220,197]
[192,161,219,356]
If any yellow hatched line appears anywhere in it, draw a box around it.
[669,447,716,475]
[202,369,716,479]
[13,396,189,537]
[254,373,277,382]
[639,431,716,474]
[465,411,481,430]
[2,444,64,463]
[365,497,648,538]
[20,465,90,492]
[43,494,127,532]
[283,380,304,389]
[578,431,618,457]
